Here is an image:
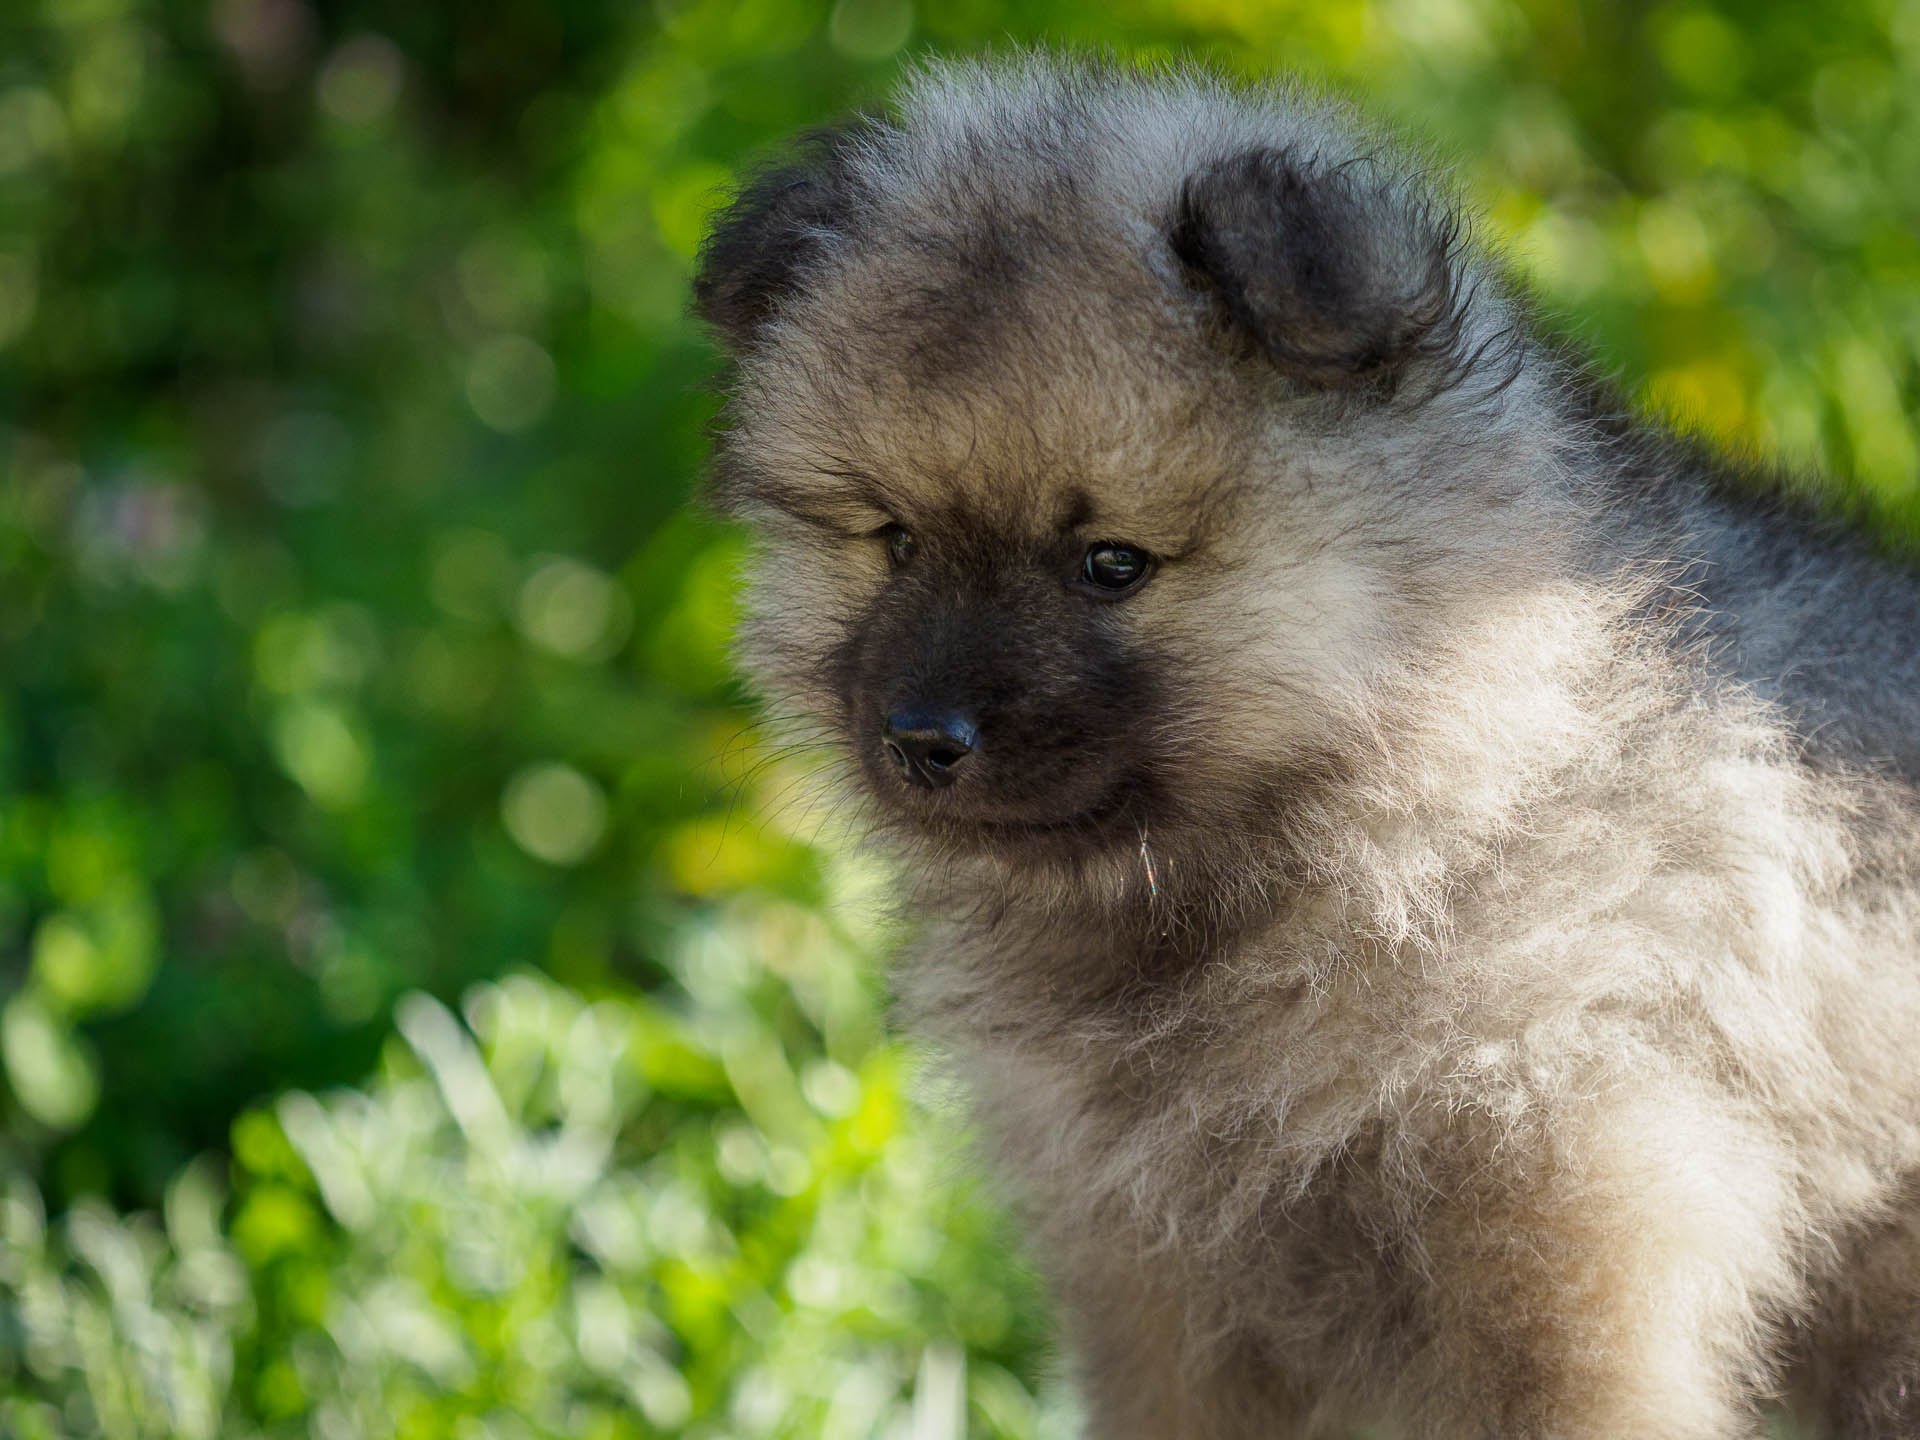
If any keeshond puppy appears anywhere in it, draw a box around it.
[694,54,1920,1439]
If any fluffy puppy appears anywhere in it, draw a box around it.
[694,54,1920,1439]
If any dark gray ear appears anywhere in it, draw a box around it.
[693,121,874,353]
[1169,147,1465,391]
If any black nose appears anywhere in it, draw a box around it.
[882,710,977,790]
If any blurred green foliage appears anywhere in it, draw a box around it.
[3,951,1062,1438]
[1,0,1917,1433]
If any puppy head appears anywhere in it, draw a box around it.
[696,57,1564,907]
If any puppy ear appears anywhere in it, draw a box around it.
[693,122,873,353]
[1169,147,1464,391]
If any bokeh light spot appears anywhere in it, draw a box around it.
[516,556,633,661]
[30,893,159,1017]
[317,34,404,125]
[1636,198,1716,303]
[502,763,608,865]
[828,0,914,59]
[68,26,146,141]
[2,996,100,1131]
[428,528,516,622]
[1652,8,1747,99]
[272,701,371,808]
[456,232,551,330]
[0,88,69,174]
[466,334,557,433]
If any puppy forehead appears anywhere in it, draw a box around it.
[739,264,1253,545]
[754,370,1245,548]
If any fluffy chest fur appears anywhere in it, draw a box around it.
[903,679,1920,1434]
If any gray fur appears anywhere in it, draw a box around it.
[696,53,1920,1439]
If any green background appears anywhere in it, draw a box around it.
[1,0,1916,1434]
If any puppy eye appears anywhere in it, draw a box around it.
[1081,542,1152,594]
[878,524,916,568]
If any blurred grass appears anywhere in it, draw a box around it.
[1,0,1917,1434]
